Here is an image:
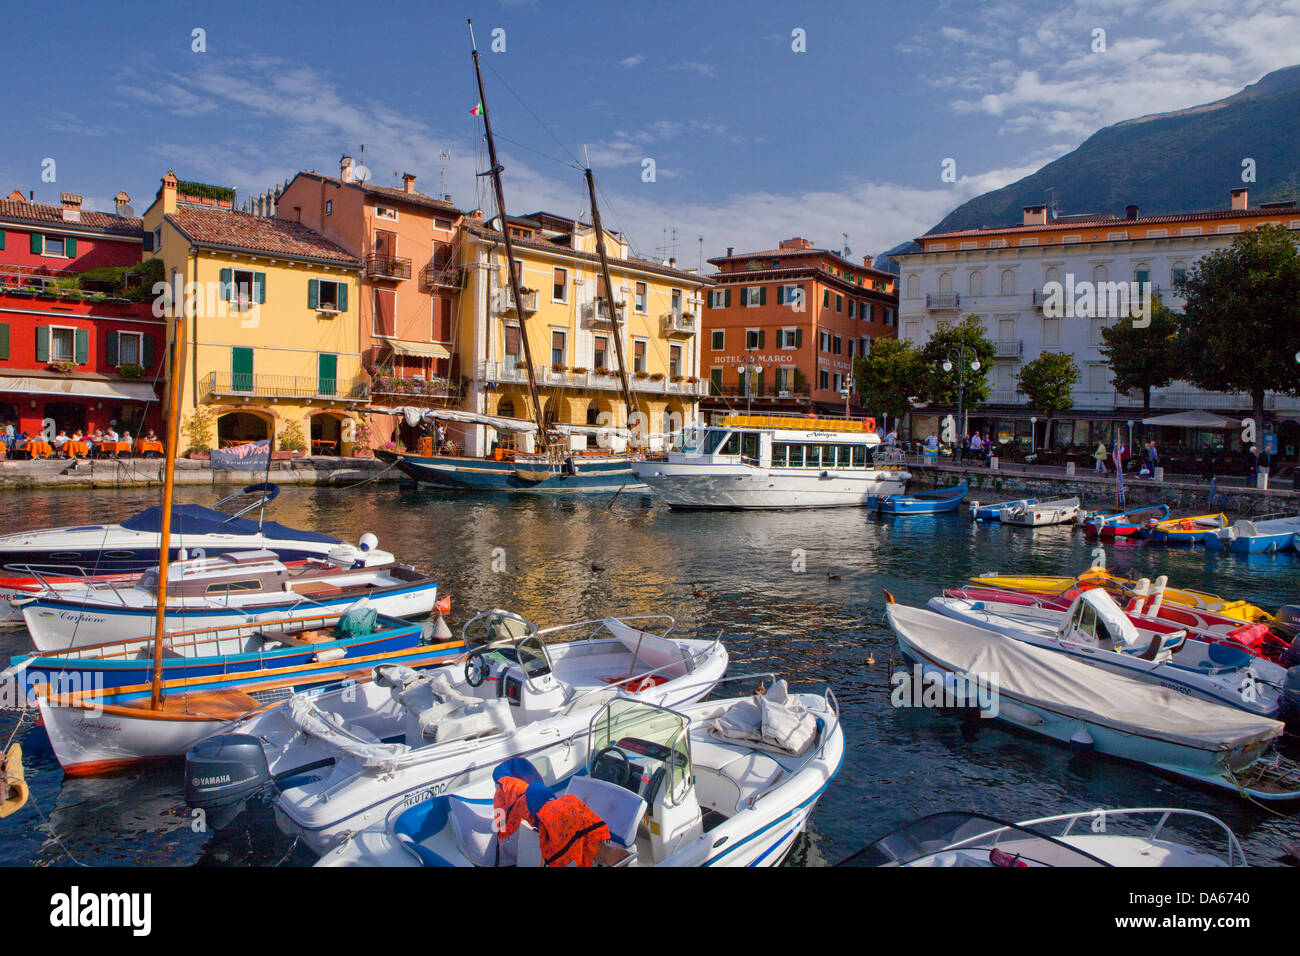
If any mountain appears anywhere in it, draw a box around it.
[893,64,1300,254]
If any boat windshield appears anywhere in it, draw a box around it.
[676,424,707,454]
[841,812,1110,867]
[589,699,691,805]
[697,429,733,455]
[461,608,540,655]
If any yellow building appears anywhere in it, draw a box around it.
[142,171,366,455]
[455,210,712,455]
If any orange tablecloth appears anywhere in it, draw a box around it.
[135,439,163,454]
[98,441,132,456]
[64,441,90,457]
[19,440,52,459]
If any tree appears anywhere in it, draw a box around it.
[1016,352,1079,449]
[919,315,995,428]
[1176,223,1300,430]
[1098,294,1182,413]
[854,338,924,426]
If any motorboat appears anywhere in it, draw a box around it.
[1146,513,1229,546]
[315,682,843,867]
[885,599,1300,801]
[968,498,1037,522]
[0,483,342,575]
[18,544,439,651]
[842,808,1246,867]
[184,609,729,854]
[1081,504,1169,538]
[999,497,1081,527]
[1207,514,1300,554]
[927,586,1292,717]
[877,481,968,515]
[630,415,909,510]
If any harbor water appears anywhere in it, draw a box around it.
[2,484,1298,866]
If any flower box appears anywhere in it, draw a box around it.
[649,373,665,381]
[571,367,588,374]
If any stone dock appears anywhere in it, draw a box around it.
[0,456,399,490]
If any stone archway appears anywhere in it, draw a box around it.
[307,410,347,455]
[216,409,273,446]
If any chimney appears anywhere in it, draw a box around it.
[726,246,734,257]
[61,192,82,210]
[114,191,131,215]
[668,257,676,269]
[862,254,873,268]
[6,189,25,202]
[443,194,452,203]
[1231,187,1248,211]
[402,173,416,194]
[778,237,813,250]
[1022,204,1047,226]
[160,170,179,214]
[340,154,354,184]
[1125,204,1139,220]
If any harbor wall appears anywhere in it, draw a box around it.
[0,456,398,491]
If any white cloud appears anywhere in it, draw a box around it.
[619,54,645,68]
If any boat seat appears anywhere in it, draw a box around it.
[517,822,542,867]
[449,797,517,867]
[566,776,646,848]
[690,738,785,810]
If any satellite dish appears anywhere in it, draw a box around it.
[353,164,372,183]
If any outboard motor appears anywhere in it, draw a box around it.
[185,734,274,828]
[1282,667,1300,723]
[1271,606,1300,656]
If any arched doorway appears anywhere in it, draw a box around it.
[585,401,600,425]
[43,401,84,437]
[310,412,345,456]
[217,411,271,447]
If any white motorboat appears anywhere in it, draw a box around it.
[968,498,1037,522]
[185,609,729,854]
[19,543,439,651]
[927,587,1292,717]
[315,681,843,867]
[631,415,909,509]
[844,808,1246,867]
[885,599,1300,801]
[1000,497,1081,527]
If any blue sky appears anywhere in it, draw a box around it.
[4,0,1299,266]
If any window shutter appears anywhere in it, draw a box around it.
[142,334,155,368]
[740,288,748,307]
[338,282,348,312]
[776,286,784,305]
[795,329,803,348]
[106,330,119,366]
[308,279,319,309]
[822,289,829,308]
[756,371,764,397]
[0,323,8,360]
[35,326,49,362]
[30,233,43,255]
[758,330,766,348]
[0,230,5,250]
[254,272,266,304]
[220,268,232,301]
[74,328,89,364]
[65,236,77,258]
[759,287,767,305]
[724,289,731,307]
[142,232,154,253]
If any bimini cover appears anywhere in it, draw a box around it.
[709,680,819,756]
[120,504,340,544]
[1078,588,1142,648]
[887,603,1283,752]
[286,697,408,771]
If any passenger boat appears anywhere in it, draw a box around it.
[968,498,1036,522]
[842,808,1246,867]
[877,481,967,515]
[19,545,439,651]
[1206,514,1300,554]
[185,609,729,854]
[927,587,1291,717]
[630,415,909,510]
[314,683,842,867]
[1146,513,1229,546]
[1080,504,1169,538]
[999,497,1081,527]
[0,483,341,575]
[885,599,1300,801]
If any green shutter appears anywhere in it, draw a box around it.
[308,279,319,309]
[756,371,764,397]
[758,330,766,348]
[795,329,803,348]
[724,289,731,307]
[0,229,5,250]
[220,268,232,301]
[142,334,155,368]
[318,353,338,396]
[35,326,48,362]
[0,323,8,360]
[74,328,89,364]
[105,330,119,366]
[759,287,767,305]
[710,368,722,395]
[30,233,43,255]
[65,236,77,258]
[338,282,348,312]
[822,289,829,308]
[776,286,784,306]
[232,347,254,391]
[740,288,749,307]
[254,272,266,304]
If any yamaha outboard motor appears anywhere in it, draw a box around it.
[185,734,274,829]
[1273,606,1300,668]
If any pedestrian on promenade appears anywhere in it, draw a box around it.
[1094,441,1108,474]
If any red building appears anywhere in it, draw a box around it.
[0,191,161,440]
[700,238,899,419]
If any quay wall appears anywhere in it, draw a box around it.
[0,456,399,491]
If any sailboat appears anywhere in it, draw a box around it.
[378,34,649,495]
[32,286,462,776]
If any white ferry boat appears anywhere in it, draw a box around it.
[631,414,910,510]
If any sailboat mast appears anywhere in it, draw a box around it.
[149,290,186,709]
[584,167,637,445]
[468,20,548,451]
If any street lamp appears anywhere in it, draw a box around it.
[1030,416,1037,452]
[741,348,763,416]
[941,346,981,451]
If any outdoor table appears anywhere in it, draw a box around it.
[98,441,132,458]
[312,439,338,455]
[64,440,90,458]
[21,440,53,459]
[135,439,164,455]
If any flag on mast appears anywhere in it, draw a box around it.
[470,101,482,116]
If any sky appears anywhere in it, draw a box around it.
[3,0,1300,269]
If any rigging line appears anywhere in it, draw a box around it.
[482,59,586,171]
[491,133,583,171]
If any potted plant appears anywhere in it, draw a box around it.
[278,420,307,457]
[633,371,649,380]
[551,363,567,373]
[649,372,665,381]
[571,366,588,375]
[351,415,374,457]
[671,375,685,383]
[48,360,76,374]
[596,367,614,376]
[183,408,214,458]
[118,363,145,380]
[515,361,528,370]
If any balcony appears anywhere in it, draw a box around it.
[989,388,1025,405]
[993,339,1023,359]
[418,260,464,292]
[479,361,709,397]
[661,311,696,337]
[203,371,369,403]
[366,255,412,281]
[581,297,624,329]
[369,374,464,408]
[926,293,960,312]
[1031,289,1050,311]
[494,288,539,316]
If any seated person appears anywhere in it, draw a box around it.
[104,426,120,442]
[145,428,158,442]
[52,431,68,449]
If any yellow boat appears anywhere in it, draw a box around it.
[967,568,1272,623]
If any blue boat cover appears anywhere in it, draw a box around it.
[120,504,340,543]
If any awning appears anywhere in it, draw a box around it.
[384,340,451,360]
[0,376,159,402]
[1141,411,1241,428]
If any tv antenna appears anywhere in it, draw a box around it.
[438,149,451,195]
[655,227,679,263]
[353,144,372,184]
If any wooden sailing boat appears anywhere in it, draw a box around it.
[33,289,461,776]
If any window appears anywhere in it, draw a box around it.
[833,372,842,391]
[1042,317,1061,348]
[835,294,842,313]
[745,329,763,349]
[552,267,568,302]
[968,271,983,296]
[114,331,144,366]
[832,335,842,355]
[861,336,870,354]
[709,289,733,309]
[504,325,521,362]
[906,275,920,298]
[819,330,830,352]
[848,300,856,319]
[711,329,724,350]
[823,289,830,308]
[231,269,259,309]
[710,368,723,395]
[372,288,395,336]
[741,287,765,307]
[375,206,398,221]
[51,327,75,362]
[1145,229,1167,238]
[1171,265,1187,285]
[325,200,333,215]
[633,339,647,373]
[1088,317,1107,346]
[1000,270,1015,295]
[671,289,682,317]
[309,279,345,312]
[44,235,67,257]
[550,330,566,367]
[635,282,647,314]
[153,227,161,253]
[778,328,801,349]
[777,284,803,308]
[1135,268,1150,285]
[1092,264,1108,284]
[819,368,829,390]
[1018,238,1038,247]
[669,345,682,378]
[593,335,608,369]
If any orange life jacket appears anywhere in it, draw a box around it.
[536,794,611,867]
[493,776,532,841]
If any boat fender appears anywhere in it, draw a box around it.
[359,533,378,552]
[1068,726,1095,752]
[996,700,1044,727]
[312,647,346,663]
[0,744,27,819]
[563,456,576,477]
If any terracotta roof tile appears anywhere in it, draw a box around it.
[708,246,895,281]
[0,199,143,237]
[166,207,361,265]
[920,204,1300,243]
[296,172,462,215]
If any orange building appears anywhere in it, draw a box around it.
[700,238,898,419]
